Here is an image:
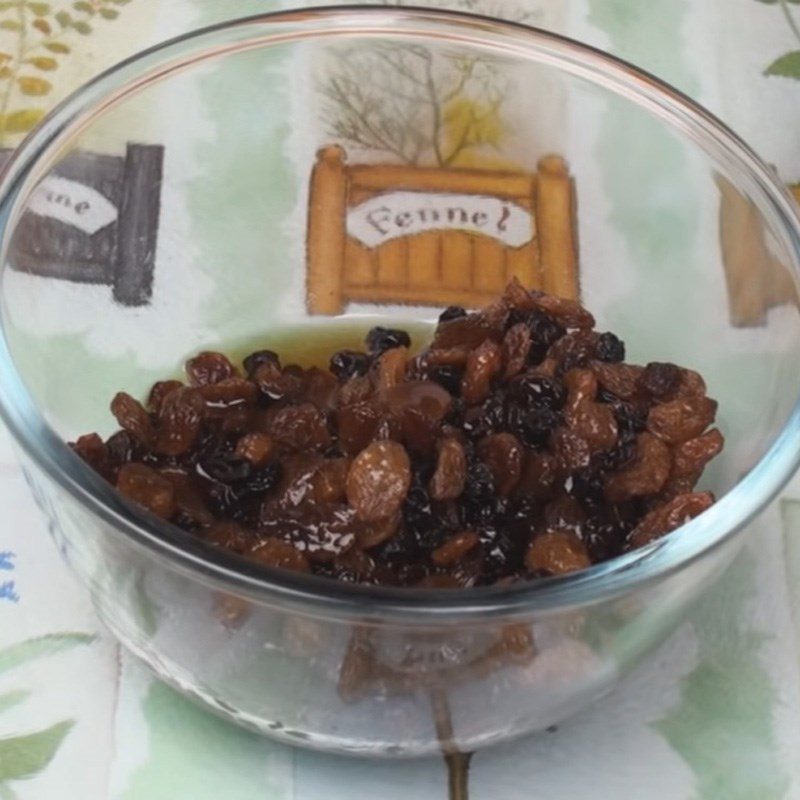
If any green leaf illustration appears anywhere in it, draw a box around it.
[99,7,118,19]
[54,10,71,27]
[32,18,51,34]
[17,75,51,96]
[0,692,29,714]
[72,19,91,34]
[0,21,22,32]
[2,108,46,132]
[43,41,70,54]
[72,0,94,13]
[0,721,73,782]
[765,50,800,78]
[25,2,51,16]
[0,633,94,676]
[0,2,15,10]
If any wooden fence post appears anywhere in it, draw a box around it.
[536,155,578,300]
[307,145,347,314]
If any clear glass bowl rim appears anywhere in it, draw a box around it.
[0,4,799,624]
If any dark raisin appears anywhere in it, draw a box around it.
[243,349,280,378]
[439,305,467,323]
[478,526,526,584]
[243,461,282,494]
[527,309,566,347]
[197,454,252,484]
[595,432,637,471]
[365,327,411,355]
[597,388,647,435]
[508,374,566,410]
[639,362,681,398]
[568,469,604,506]
[329,350,370,380]
[401,485,443,551]
[465,460,495,501]
[506,405,562,447]
[595,332,626,363]
[106,430,135,464]
[431,365,463,396]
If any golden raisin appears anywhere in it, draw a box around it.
[502,322,532,378]
[526,530,591,575]
[478,433,523,496]
[248,538,310,573]
[605,432,671,502]
[461,339,502,404]
[154,386,205,456]
[111,392,155,447]
[186,351,238,386]
[431,531,479,567]
[647,397,717,444]
[429,437,467,501]
[117,463,175,519]
[235,431,274,466]
[346,440,411,521]
[628,491,714,548]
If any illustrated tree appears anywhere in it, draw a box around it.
[318,0,535,167]
[0,0,131,145]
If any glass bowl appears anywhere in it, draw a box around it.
[0,6,799,758]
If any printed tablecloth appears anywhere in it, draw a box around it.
[2,1,800,798]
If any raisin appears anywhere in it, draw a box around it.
[268,403,331,452]
[204,521,251,553]
[71,433,107,470]
[478,433,522,496]
[591,361,644,400]
[337,402,381,456]
[647,397,717,445]
[186,351,237,386]
[508,374,566,410]
[155,387,205,456]
[429,437,467,501]
[243,461,282,495]
[198,453,252,484]
[376,346,408,391]
[530,294,595,329]
[502,322,532,378]
[346,440,411,522]
[253,361,302,402]
[566,400,618,453]
[628,491,714,548]
[507,405,562,447]
[672,428,724,479]
[461,339,502,404]
[330,350,370,380]
[550,427,591,472]
[248,537,310,573]
[595,332,625,363]
[525,530,591,575]
[517,451,558,499]
[200,378,258,408]
[243,349,280,378]
[430,364,463,395]
[117,463,176,519]
[106,430,135,464]
[431,531,479,567]
[432,312,505,350]
[148,380,183,413]
[605,433,671,502]
[638,362,680,398]
[365,327,411,355]
[235,431,274,466]
[439,305,467,323]
[111,392,156,447]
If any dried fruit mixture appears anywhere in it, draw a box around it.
[71,280,723,587]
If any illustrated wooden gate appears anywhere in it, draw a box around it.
[306,146,578,314]
[0,143,163,307]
